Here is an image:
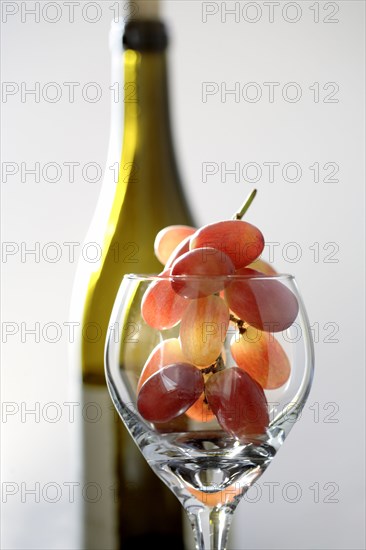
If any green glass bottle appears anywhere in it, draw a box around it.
[71,10,193,550]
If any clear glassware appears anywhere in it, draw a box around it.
[105,273,314,550]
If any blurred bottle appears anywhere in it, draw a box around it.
[70,2,193,548]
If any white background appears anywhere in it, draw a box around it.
[1,1,365,549]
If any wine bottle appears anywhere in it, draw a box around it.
[70,3,194,548]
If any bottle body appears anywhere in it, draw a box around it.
[71,19,193,549]
[82,44,193,382]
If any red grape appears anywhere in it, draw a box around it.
[141,273,189,330]
[225,268,299,332]
[185,392,215,422]
[180,295,230,366]
[190,220,264,269]
[165,236,191,269]
[171,247,235,298]
[205,367,269,442]
[230,326,291,389]
[248,258,277,275]
[137,338,186,392]
[154,225,196,265]
[137,363,204,423]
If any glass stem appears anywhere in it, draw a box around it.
[187,506,234,550]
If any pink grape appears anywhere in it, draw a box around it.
[165,236,191,269]
[154,225,196,265]
[185,392,215,423]
[230,326,291,389]
[137,338,186,392]
[179,295,230,366]
[141,272,189,330]
[225,268,299,332]
[137,363,204,423]
[171,248,235,298]
[190,220,264,269]
[205,367,269,442]
[248,258,277,276]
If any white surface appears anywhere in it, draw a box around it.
[1,1,365,549]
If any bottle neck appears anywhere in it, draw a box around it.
[121,20,177,174]
[123,19,168,51]
[123,48,171,132]
[122,19,170,120]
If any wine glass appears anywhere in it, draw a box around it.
[105,273,314,550]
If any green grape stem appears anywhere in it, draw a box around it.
[232,188,257,220]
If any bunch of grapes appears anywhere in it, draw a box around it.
[137,215,299,443]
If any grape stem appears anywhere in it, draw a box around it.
[232,189,257,220]
[202,356,226,404]
[201,355,226,375]
[230,313,246,335]
[201,312,247,378]
[200,312,246,400]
